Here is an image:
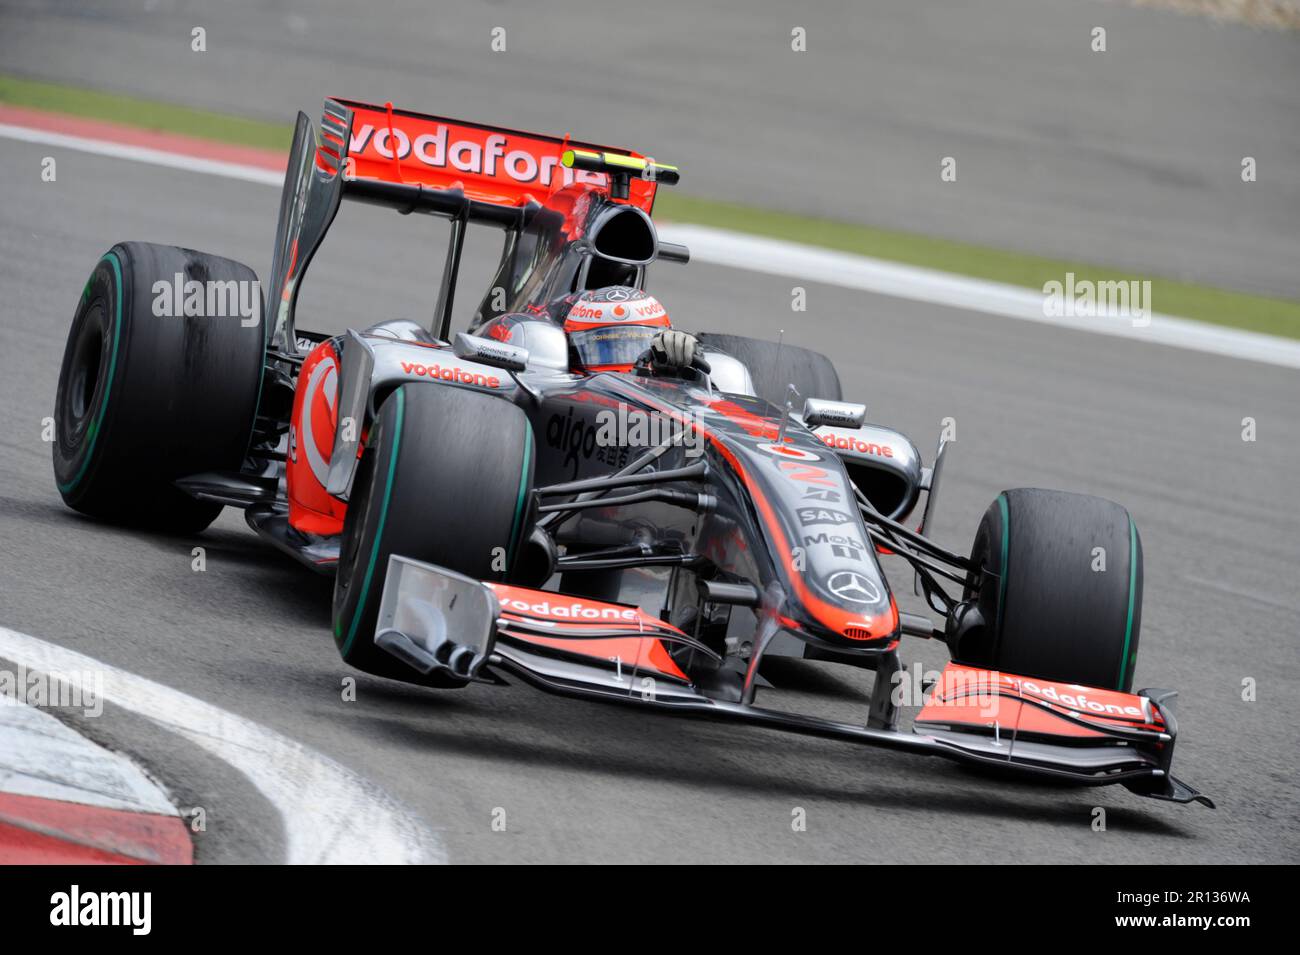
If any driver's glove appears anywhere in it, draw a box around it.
[649,329,699,372]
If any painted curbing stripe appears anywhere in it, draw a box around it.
[0,626,446,865]
[2,116,1298,370]
[0,791,192,865]
[0,817,152,864]
[0,121,283,186]
[0,103,287,170]
[1,686,191,863]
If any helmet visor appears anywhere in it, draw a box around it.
[569,324,658,370]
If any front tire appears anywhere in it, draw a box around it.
[53,243,265,533]
[332,383,536,684]
[954,488,1143,692]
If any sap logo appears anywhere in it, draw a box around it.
[797,507,853,526]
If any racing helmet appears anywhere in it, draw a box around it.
[557,287,670,372]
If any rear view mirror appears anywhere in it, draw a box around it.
[454,332,529,372]
[802,397,867,430]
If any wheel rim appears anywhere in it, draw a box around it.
[62,301,106,444]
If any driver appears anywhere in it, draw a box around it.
[552,286,701,375]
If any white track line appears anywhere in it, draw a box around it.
[658,225,1300,370]
[0,626,445,865]
[3,121,1297,370]
[0,122,283,186]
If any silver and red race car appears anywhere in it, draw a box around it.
[52,98,1211,807]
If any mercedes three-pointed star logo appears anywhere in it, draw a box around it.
[826,570,880,605]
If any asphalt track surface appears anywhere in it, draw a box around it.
[1,0,1298,299]
[1,136,1298,863]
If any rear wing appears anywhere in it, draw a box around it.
[265,98,679,354]
[337,99,666,210]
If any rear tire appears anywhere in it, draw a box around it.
[52,243,265,533]
[332,383,536,685]
[955,488,1143,692]
[696,332,841,406]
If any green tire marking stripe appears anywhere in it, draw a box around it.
[1116,516,1138,689]
[340,388,405,657]
[59,251,123,495]
[505,427,533,567]
[996,493,1009,615]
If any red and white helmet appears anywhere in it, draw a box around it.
[557,287,670,371]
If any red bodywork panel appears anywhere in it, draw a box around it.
[332,99,660,215]
[915,663,1166,741]
[488,583,689,682]
[287,339,346,536]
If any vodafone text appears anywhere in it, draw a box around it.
[350,124,605,190]
[504,597,639,622]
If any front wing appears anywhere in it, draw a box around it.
[372,556,1212,807]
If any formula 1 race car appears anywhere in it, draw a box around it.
[52,98,1211,807]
